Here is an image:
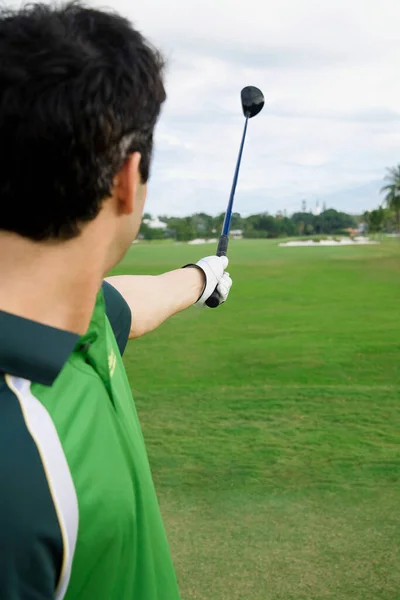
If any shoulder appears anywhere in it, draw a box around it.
[101,280,132,356]
[0,376,64,598]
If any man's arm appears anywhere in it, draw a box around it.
[106,256,231,340]
[106,268,203,340]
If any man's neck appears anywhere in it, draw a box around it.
[0,232,108,335]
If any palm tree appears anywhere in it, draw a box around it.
[381,166,400,233]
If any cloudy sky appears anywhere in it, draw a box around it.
[19,0,400,216]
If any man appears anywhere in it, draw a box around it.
[0,3,232,599]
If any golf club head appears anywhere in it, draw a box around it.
[241,86,264,118]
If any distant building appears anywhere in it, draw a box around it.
[230,229,243,240]
[142,217,167,229]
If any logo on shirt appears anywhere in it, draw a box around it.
[108,349,117,377]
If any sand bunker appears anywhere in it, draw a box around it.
[280,237,379,247]
[188,238,218,245]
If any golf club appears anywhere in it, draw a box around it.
[206,85,265,308]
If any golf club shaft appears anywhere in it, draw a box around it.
[217,115,249,256]
[206,116,249,308]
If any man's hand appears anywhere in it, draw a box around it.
[191,256,232,308]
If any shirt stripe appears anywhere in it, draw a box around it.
[5,375,79,600]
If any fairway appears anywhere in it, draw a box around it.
[110,239,400,600]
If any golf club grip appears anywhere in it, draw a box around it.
[205,235,229,308]
[216,234,229,257]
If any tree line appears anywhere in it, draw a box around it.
[140,164,400,241]
[140,209,359,241]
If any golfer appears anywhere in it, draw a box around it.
[0,3,232,599]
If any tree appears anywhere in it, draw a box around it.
[381,165,400,232]
[213,213,225,234]
[281,217,297,236]
[363,208,385,233]
[244,213,280,238]
[192,213,214,236]
[305,223,314,236]
[230,212,243,230]
[139,220,165,240]
[292,212,315,232]
[315,209,356,234]
[167,217,196,241]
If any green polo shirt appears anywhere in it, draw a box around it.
[0,282,180,600]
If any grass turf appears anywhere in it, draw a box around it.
[110,239,400,599]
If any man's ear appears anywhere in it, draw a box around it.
[115,152,142,216]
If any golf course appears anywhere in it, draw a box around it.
[110,238,400,600]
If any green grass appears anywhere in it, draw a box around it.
[110,239,400,599]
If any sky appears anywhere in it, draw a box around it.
[13,0,400,216]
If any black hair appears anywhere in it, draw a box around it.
[0,2,166,240]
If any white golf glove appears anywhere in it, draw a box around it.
[185,256,232,308]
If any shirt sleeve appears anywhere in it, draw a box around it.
[0,379,63,599]
[102,280,132,356]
